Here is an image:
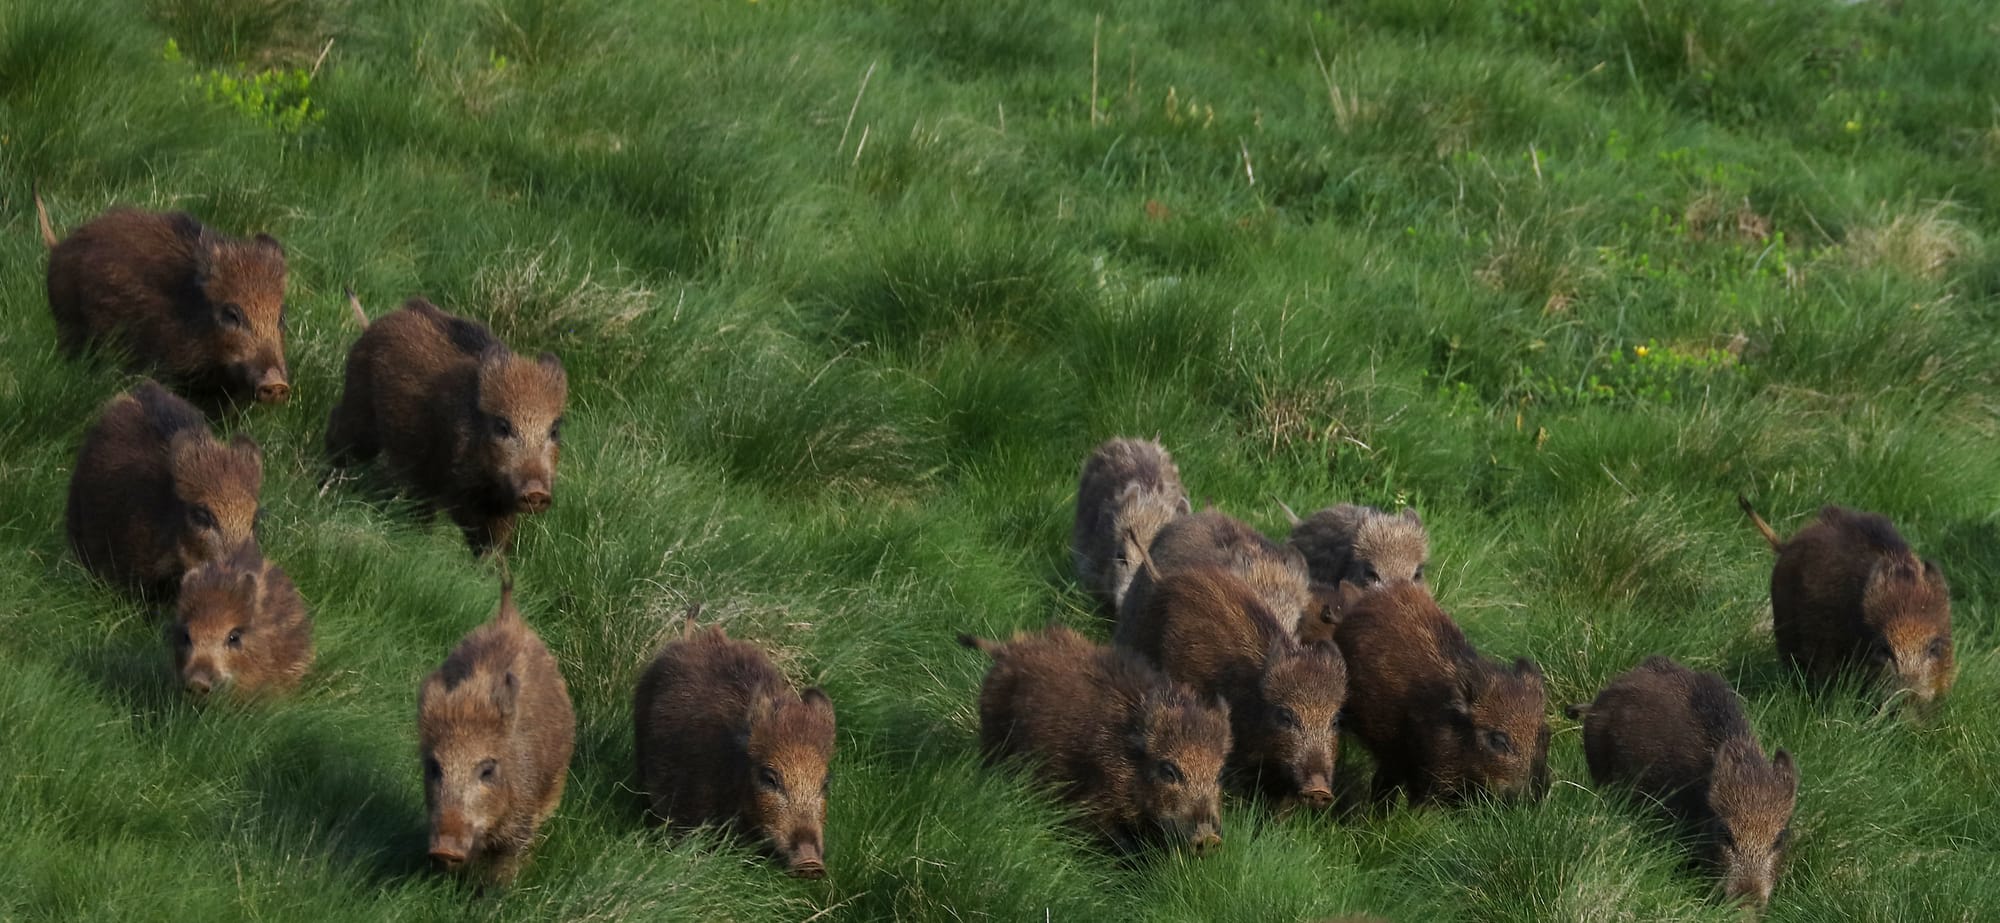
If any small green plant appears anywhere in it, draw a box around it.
[163,38,323,134]
[1525,339,1739,408]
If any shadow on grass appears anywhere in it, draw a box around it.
[240,727,431,886]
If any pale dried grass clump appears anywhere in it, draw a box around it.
[473,245,655,344]
[1843,202,1980,280]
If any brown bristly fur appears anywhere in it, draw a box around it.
[1578,656,1798,909]
[1118,566,1347,808]
[172,541,312,698]
[326,298,568,553]
[67,381,263,597]
[960,624,1231,854]
[1335,581,1549,805]
[1118,509,1327,645]
[1072,437,1190,614]
[1740,499,1955,705]
[633,621,836,878]
[1286,503,1429,588]
[417,582,574,886]
[44,201,291,405]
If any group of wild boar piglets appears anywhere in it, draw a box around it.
[39,195,831,886]
[36,196,1958,909]
[966,436,1954,910]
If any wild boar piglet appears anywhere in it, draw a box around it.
[1334,581,1549,805]
[634,618,836,879]
[1120,510,1331,646]
[172,541,311,698]
[1574,655,1798,909]
[1119,565,1347,808]
[961,624,1231,854]
[328,297,567,553]
[67,381,263,597]
[40,190,289,405]
[1741,497,1953,705]
[418,582,574,886]
[1072,437,1189,613]
[1282,501,1429,589]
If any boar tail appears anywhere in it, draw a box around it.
[344,287,369,328]
[1272,495,1301,526]
[1737,494,1781,551]
[681,601,704,637]
[33,182,56,249]
[1123,526,1160,581]
[957,632,998,656]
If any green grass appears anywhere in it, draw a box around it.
[4,0,1999,919]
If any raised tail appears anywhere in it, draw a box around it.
[1272,494,1301,526]
[33,182,56,248]
[1737,495,1781,551]
[957,632,998,656]
[344,287,369,328]
[682,601,705,638]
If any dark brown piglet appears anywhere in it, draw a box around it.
[1119,510,1331,646]
[634,616,837,879]
[1741,497,1953,705]
[1119,565,1348,808]
[418,582,574,885]
[1335,582,1549,805]
[39,190,290,405]
[171,541,312,698]
[1574,655,1798,909]
[1072,437,1190,613]
[327,297,567,553]
[67,381,263,597]
[960,624,1231,854]
[1281,500,1429,589]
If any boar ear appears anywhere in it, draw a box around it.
[1514,657,1544,684]
[1772,749,1797,786]
[1174,493,1193,516]
[230,433,263,462]
[1402,507,1422,525]
[1921,558,1949,592]
[253,233,283,258]
[800,686,832,710]
[492,670,519,718]
[537,351,565,378]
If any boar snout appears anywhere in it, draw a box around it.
[786,835,826,879]
[1298,772,1334,808]
[1188,827,1222,856]
[254,366,290,404]
[184,664,219,697]
[515,479,552,514]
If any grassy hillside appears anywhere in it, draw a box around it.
[3,0,1998,919]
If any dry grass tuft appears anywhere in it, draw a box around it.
[1842,201,1980,280]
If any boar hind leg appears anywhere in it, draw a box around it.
[324,400,379,467]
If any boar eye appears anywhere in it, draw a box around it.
[424,758,441,781]
[549,418,563,443]
[478,759,499,783]
[171,626,192,648]
[1154,760,1185,785]
[491,415,515,439]
[1272,706,1301,728]
[218,303,247,328]
[1774,827,1791,851]
[1484,729,1515,754]
[757,765,783,791]
[188,505,218,531]
[279,303,290,330]
[1361,565,1380,584]
[226,628,244,649]
[1928,637,1949,660]
[1413,564,1425,582]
